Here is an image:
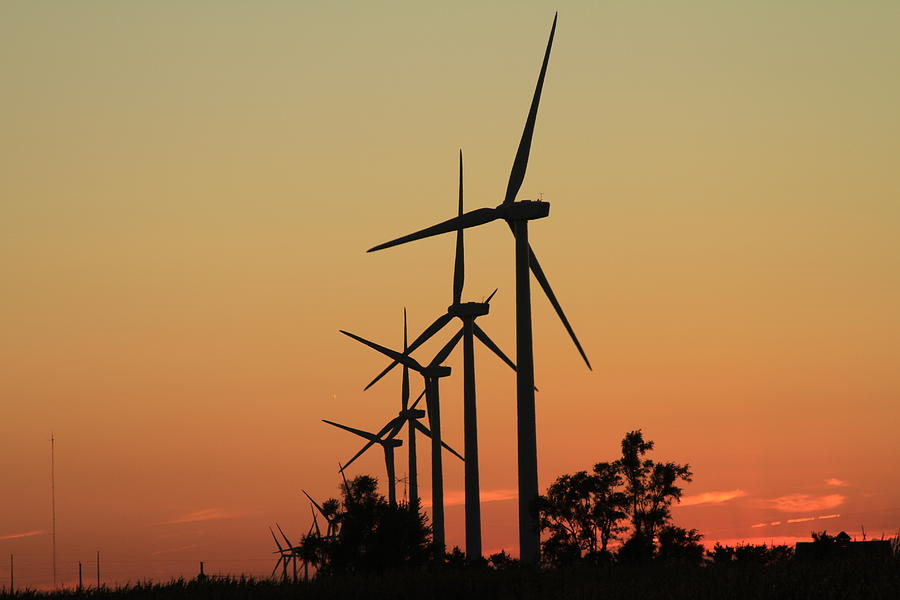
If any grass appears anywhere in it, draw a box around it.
[3,559,899,599]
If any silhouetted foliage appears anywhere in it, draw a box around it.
[536,465,628,566]
[706,542,794,566]
[487,550,518,570]
[538,430,694,564]
[656,525,704,564]
[618,430,692,550]
[299,475,431,575]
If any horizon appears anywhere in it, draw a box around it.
[2,1,899,589]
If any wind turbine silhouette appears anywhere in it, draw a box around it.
[269,524,298,582]
[302,490,338,538]
[365,14,589,564]
[363,152,518,560]
[339,327,462,557]
[323,420,403,505]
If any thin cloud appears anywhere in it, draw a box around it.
[825,478,849,487]
[0,529,43,540]
[766,493,845,513]
[680,489,747,507]
[754,514,841,527]
[156,508,245,525]
[786,516,817,524]
[424,489,518,508]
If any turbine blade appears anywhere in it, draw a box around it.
[453,150,465,304]
[442,439,465,462]
[428,327,463,367]
[503,13,557,205]
[415,421,465,461]
[383,415,406,439]
[341,438,379,471]
[485,288,499,304]
[341,330,424,372]
[367,207,501,252]
[269,527,285,553]
[364,312,453,390]
[374,417,402,440]
[413,421,465,462]
[271,556,284,578]
[472,323,516,373]
[322,419,377,441]
[302,490,326,518]
[528,246,592,370]
[276,523,293,548]
[410,388,426,410]
[402,308,410,408]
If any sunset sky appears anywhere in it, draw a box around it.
[2,1,899,589]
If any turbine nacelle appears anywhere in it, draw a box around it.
[422,365,451,379]
[448,301,490,319]
[496,199,550,221]
[400,408,426,419]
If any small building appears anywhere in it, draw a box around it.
[795,531,892,560]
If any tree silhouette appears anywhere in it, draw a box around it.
[536,464,628,565]
[618,429,692,559]
[304,475,432,575]
[538,430,695,564]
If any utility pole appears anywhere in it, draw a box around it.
[9,554,13,594]
[96,551,100,588]
[50,433,57,588]
[78,561,83,590]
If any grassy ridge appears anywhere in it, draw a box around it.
[3,559,900,600]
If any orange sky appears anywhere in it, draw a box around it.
[2,1,899,589]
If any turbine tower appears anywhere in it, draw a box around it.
[364,152,518,560]
[365,14,590,564]
[339,328,462,556]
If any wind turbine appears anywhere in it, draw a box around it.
[350,311,464,509]
[322,419,403,505]
[364,152,518,560]
[365,14,590,564]
[302,490,338,538]
[269,525,298,582]
[339,327,462,557]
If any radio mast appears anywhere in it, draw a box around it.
[50,433,57,588]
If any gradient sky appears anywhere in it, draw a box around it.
[2,0,899,589]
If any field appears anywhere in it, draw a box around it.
[4,559,900,600]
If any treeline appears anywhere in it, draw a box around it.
[283,430,895,576]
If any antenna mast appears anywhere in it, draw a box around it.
[50,433,56,588]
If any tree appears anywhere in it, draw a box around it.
[536,465,628,566]
[618,429,692,557]
[316,475,432,574]
[656,525,704,564]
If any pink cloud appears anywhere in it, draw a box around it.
[751,514,841,528]
[680,489,747,507]
[825,478,849,487]
[766,494,845,512]
[0,529,43,540]
[156,508,245,525]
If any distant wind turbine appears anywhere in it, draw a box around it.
[339,328,462,556]
[364,152,518,560]
[322,420,403,506]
